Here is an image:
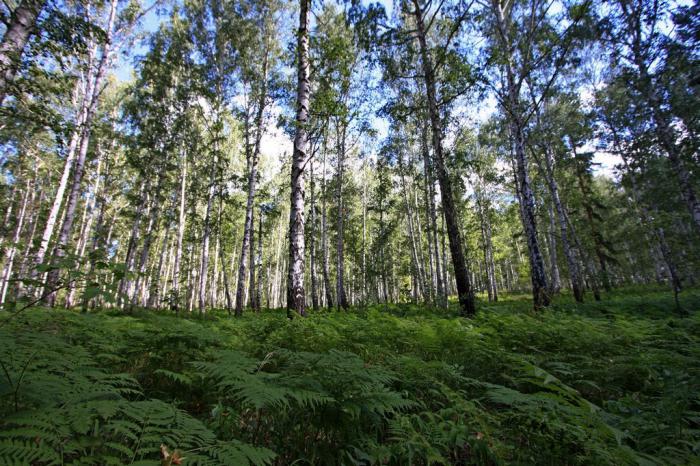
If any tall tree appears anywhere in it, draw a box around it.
[0,0,45,103]
[287,0,310,317]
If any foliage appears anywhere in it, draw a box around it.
[0,288,698,465]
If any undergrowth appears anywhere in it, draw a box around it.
[0,287,698,465]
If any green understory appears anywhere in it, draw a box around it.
[1,287,699,465]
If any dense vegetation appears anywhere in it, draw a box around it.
[1,289,699,465]
[1,0,699,463]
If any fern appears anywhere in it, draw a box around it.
[0,328,275,466]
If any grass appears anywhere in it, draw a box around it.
[0,286,698,465]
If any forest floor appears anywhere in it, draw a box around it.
[1,287,699,465]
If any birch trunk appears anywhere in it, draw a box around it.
[235,41,270,315]
[546,203,562,293]
[321,144,333,308]
[255,208,263,311]
[422,127,445,306]
[171,152,187,312]
[412,0,474,315]
[198,160,216,314]
[335,123,348,310]
[44,0,119,304]
[131,174,164,308]
[0,0,45,103]
[0,175,32,306]
[399,151,424,301]
[309,154,319,310]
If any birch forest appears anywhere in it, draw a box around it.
[0,0,699,464]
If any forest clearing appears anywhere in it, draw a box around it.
[0,0,699,463]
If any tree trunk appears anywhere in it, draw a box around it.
[0,0,45,104]
[422,127,445,307]
[145,225,170,308]
[509,119,550,308]
[247,207,256,309]
[199,158,217,314]
[335,122,349,310]
[131,174,164,309]
[43,0,119,304]
[255,207,263,311]
[118,186,147,307]
[171,152,187,312]
[546,203,562,294]
[573,150,611,292]
[309,153,319,310]
[287,0,310,317]
[625,21,700,232]
[321,145,333,308]
[412,0,474,316]
[475,180,498,302]
[235,50,269,315]
[66,149,104,308]
[0,175,31,306]
[399,151,424,301]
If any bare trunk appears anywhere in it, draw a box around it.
[422,127,445,307]
[628,31,700,232]
[255,208,263,311]
[546,203,562,294]
[0,175,32,306]
[287,0,310,317]
[321,145,333,308]
[247,208,256,309]
[361,162,368,304]
[118,187,147,307]
[509,119,550,308]
[475,180,498,302]
[131,175,164,308]
[542,144,584,302]
[413,0,474,315]
[335,123,349,310]
[574,150,611,292]
[399,151,424,301]
[0,0,44,103]
[171,152,187,312]
[211,199,221,308]
[148,224,171,308]
[199,161,216,314]
[219,244,233,315]
[43,0,118,304]
[66,149,104,308]
[309,154,319,310]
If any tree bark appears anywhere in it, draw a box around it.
[255,207,263,311]
[235,46,269,315]
[421,127,445,307]
[198,156,217,314]
[335,122,349,310]
[171,152,187,312]
[309,153,319,310]
[321,144,333,308]
[0,174,32,306]
[399,150,424,301]
[475,179,498,302]
[287,0,310,317]
[0,0,45,104]
[131,172,164,308]
[412,0,474,316]
[43,0,119,304]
